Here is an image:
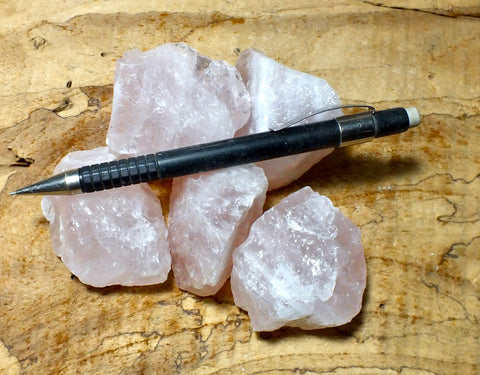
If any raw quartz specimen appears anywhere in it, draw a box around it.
[41,147,171,287]
[169,165,268,296]
[231,186,366,331]
[236,49,343,190]
[106,43,251,157]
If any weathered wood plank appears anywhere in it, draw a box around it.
[0,2,478,374]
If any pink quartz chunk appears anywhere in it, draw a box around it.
[106,43,251,157]
[168,165,268,296]
[235,49,343,190]
[231,186,366,331]
[41,147,171,287]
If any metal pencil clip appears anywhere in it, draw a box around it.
[270,104,376,131]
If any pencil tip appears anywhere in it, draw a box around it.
[9,183,45,196]
[8,171,82,196]
[9,187,29,195]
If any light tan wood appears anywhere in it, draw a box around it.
[1,1,479,374]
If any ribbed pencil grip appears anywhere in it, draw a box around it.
[78,154,160,193]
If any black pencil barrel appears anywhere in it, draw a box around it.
[78,119,341,193]
[9,107,420,196]
[75,107,417,194]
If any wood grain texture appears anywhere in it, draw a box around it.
[1,1,479,374]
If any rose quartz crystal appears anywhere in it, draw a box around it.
[106,43,251,157]
[168,165,268,296]
[235,49,343,190]
[231,186,366,331]
[41,147,171,287]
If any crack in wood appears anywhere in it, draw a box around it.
[362,1,480,19]
[421,278,478,324]
[440,236,480,264]
[116,332,164,375]
[438,197,480,224]
[85,330,163,357]
[211,362,444,375]
[52,98,73,113]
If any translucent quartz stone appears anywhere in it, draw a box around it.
[41,147,171,287]
[231,186,366,331]
[106,43,251,157]
[169,165,268,296]
[236,49,343,190]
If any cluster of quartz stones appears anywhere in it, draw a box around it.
[42,43,366,331]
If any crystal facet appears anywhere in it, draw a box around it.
[41,147,171,287]
[236,49,343,190]
[168,165,268,296]
[231,186,366,331]
[106,43,251,157]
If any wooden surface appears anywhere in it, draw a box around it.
[1,1,479,374]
